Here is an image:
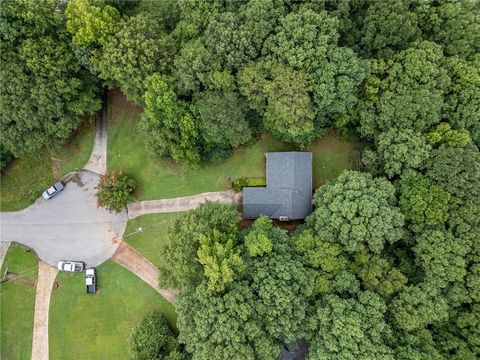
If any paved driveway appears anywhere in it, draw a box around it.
[0,171,127,267]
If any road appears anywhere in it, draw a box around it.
[0,171,127,267]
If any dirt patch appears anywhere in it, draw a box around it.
[69,173,84,187]
[4,272,36,287]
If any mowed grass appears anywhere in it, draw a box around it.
[108,90,360,200]
[49,260,177,360]
[0,118,94,211]
[0,243,38,360]
[124,213,182,269]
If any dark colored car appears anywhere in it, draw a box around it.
[86,268,96,294]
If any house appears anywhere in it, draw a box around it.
[243,152,313,220]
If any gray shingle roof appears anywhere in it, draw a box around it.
[243,152,312,220]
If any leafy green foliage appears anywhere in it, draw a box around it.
[363,128,431,178]
[391,283,449,332]
[0,144,13,172]
[358,41,450,137]
[244,216,273,257]
[192,90,251,155]
[197,229,243,292]
[93,13,176,103]
[398,171,451,232]
[426,122,471,148]
[128,311,179,360]
[425,143,480,203]
[96,171,136,213]
[139,74,201,167]
[158,202,240,288]
[0,0,101,157]
[308,170,404,254]
[414,230,468,289]
[359,0,419,57]
[308,291,394,359]
[66,0,119,47]
[415,0,480,58]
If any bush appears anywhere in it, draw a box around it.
[128,311,179,360]
[96,171,136,212]
[231,176,266,191]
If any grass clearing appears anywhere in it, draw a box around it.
[124,213,182,269]
[49,260,177,360]
[0,118,94,211]
[108,90,361,201]
[0,243,38,360]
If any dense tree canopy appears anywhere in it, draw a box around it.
[0,0,101,157]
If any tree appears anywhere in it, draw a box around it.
[307,170,404,254]
[362,128,431,178]
[128,312,179,360]
[244,216,273,257]
[96,171,136,213]
[354,250,407,298]
[358,0,419,58]
[176,283,280,360]
[192,90,251,157]
[425,143,480,203]
[65,0,119,47]
[197,229,243,292]
[262,6,368,133]
[0,144,13,172]
[358,41,450,138]
[138,74,201,167]
[308,291,394,359]
[262,64,316,146]
[414,230,468,289]
[442,57,480,146]
[415,0,480,59]
[247,228,313,344]
[426,122,471,148]
[93,12,176,103]
[391,283,449,332]
[0,0,101,157]
[158,202,240,288]
[398,171,451,232]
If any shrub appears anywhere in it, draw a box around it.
[0,144,13,172]
[128,311,178,360]
[96,170,136,212]
[231,177,266,191]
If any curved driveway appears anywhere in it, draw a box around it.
[0,171,127,267]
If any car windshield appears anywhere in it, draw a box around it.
[47,187,56,195]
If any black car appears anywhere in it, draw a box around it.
[86,268,96,294]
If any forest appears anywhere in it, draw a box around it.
[0,0,479,359]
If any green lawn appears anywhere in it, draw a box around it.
[0,118,94,211]
[49,260,177,360]
[0,243,38,360]
[124,213,182,269]
[108,90,361,200]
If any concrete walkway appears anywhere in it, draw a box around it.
[84,101,107,175]
[127,190,241,219]
[112,241,178,303]
[31,261,58,360]
[0,241,10,269]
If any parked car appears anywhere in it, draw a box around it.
[57,260,85,272]
[85,268,96,294]
[42,181,65,199]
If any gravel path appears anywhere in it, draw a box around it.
[112,241,178,303]
[31,261,58,360]
[83,102,107,175]
[127,190,241,219]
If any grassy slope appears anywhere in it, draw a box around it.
[0,244,38,360]
[108,90,360,201]
[49,260,177,360]
[124,213,182,269]
[0,119,94,211]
